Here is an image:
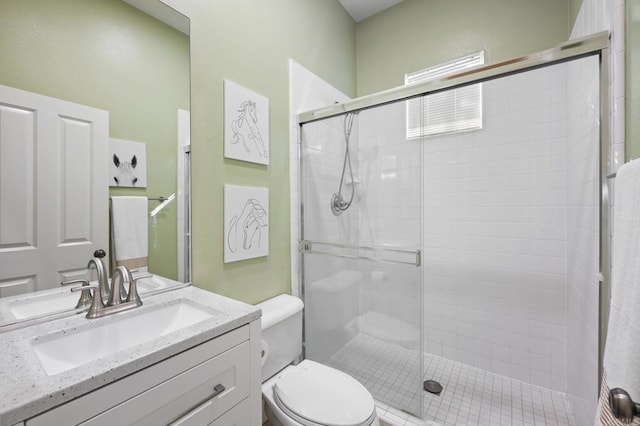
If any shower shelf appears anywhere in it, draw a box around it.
[299,240,421,267]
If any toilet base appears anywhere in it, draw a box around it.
[261,366,305,426]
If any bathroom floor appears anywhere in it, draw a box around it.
[329,334,574,426]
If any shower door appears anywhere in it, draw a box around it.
[300,102,424,417]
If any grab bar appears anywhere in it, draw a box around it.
[299,240,421,267]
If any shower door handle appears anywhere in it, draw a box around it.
[299,240,421,267]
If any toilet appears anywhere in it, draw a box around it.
[258,294,379,426]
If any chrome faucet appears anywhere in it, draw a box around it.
[107,266,133,306]
[72,266,150,319]
[87,257,110,302]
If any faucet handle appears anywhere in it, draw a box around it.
[64,279,92,309]
[71,284,95,292]
[60,279,90,287]
[72,284,104,318]
[132,273,153,280]
[126,274,150,306]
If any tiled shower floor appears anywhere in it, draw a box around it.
[329,334,574,426]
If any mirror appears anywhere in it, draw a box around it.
[0,0,190,328]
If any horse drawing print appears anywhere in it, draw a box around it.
[231,100,268,158]
[227,199,268,253]
[113,154,138,186]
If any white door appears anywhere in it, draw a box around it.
[0,84,108,297]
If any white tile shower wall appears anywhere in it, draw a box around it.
[356,102,423,351]
[358,102,422,248]
[289,60,349,297]
[420,66,570,392]
[567,0,624,424]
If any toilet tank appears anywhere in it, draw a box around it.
[256,294,304,381]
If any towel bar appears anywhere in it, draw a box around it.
[109,196,166,202]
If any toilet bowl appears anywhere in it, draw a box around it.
[257,294,379,426]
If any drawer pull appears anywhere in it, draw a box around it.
[211,384,226,398]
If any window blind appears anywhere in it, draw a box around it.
[406,51,484,139]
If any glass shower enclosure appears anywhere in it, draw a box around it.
[297,32,610,423]
[299,104,424,416]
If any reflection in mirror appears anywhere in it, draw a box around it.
[0,0,190,328]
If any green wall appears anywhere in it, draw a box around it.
[355,0,570,95]
[0,0,189,279]
[628,0,640,160]
[164,0,356,304]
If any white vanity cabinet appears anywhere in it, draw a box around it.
[25,321,261,426]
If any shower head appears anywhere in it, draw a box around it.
[609,388,640,423]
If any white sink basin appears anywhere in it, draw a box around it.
[10,291,77,320]
[32,300,218,375]
[8,274,175,320]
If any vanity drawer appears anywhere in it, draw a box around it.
[170,392,251,425]
[80,340,250,425]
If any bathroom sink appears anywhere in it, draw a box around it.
[135,274,179,292]
[31,300,219,375]
[8,274,174,320]
[9,291,78,320]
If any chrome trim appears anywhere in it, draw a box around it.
[299,240,421,267]
[298,124,307,361]
[297,32,609,124]
[599,40,612,392]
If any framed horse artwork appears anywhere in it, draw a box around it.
[224,79,269,165]
[224,184,269,263]
[109,138,147,188]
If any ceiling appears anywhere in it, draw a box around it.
[124,0,190,34]
[125,0,403,34]
[338,0,404,22]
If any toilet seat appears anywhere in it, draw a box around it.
[273,360,376,426]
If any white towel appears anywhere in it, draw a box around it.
[603,158,640,406]
[111,196,148,271]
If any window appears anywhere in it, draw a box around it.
[406,51,484,139]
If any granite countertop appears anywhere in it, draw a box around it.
[0,286,261,426]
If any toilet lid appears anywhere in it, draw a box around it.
[273,360,375,426]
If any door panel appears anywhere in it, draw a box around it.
[60,115,93,244]
[0,84,108,295]
[0,104,36,250]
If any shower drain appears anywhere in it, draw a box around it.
[423,380,443,395]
